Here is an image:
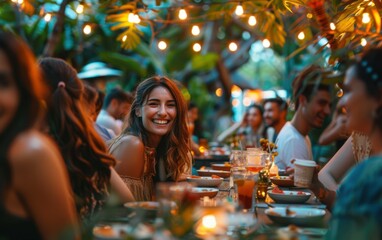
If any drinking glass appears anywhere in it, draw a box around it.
[233,172,258,210]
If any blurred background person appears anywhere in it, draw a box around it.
[263,97,288,142]
[0,32,79,239]
[109,76,192,201]
[96,88,133,136]
[187,102,201,156]
[39,57,134,223]
[275,65,331,171]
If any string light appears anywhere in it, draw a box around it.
[193,43,202,52]
[306,13,313,19]
[44,13,52,22]
[83,24,92,35]
[122,35,127,42]
[191,25,200,36]
[128,13,141,24]
[235,5,244,16]
[11,0,23,4]
[362,12,371,24]
[329,22,336,30]
[297,31,305,40]
[215,88,223,97]
[178,9,187,20]
[76,4,84,14]
[262,39,270,48]
[158,40,167,50]
[361,38,367,46]
[248,16,257,26]
[228,42,238,52]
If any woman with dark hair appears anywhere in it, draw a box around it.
[39,58,134,221]
[309,48,382,239]
[0,33,79,239]
[109,76,192,201]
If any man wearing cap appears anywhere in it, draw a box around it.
[96,88,134,136]
[274,65,332,171]
[78,62,122,91]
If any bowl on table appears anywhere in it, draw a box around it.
[197,169,230,178]
[123,201,159,219]
[187,176,223,187]
[265,207,325,226]
[211,163,231,171]
[191,187,219,199]
[270,176,295,187]
[93,223,153,240]
[268,189,311,204]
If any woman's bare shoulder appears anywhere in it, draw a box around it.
[118,135,144,150]
[9,130,61,167]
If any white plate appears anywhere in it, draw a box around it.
[123,201,159,219]
[187,176,223,187]
[211,163,231,171]
[277,226,327,238]
[191,187,219,198]
[268,190,311,204]
[265,207,325,226]
[197,169,230,178]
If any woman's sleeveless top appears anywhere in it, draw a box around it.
[351,132,372,164]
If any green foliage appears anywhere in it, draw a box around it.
[191,53,219,71]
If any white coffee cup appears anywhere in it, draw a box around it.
[293,159,317,187]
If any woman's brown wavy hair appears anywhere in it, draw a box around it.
[113,76,191,181]
[39,57,115,218]
[0,32,46,200]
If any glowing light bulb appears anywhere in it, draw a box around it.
[76,4,84,14]
[83,25,92,35]
[122,35,127,42]
[44,13,52,22]
[361,38,367,46]
[262,39,271,48]
[297,31,305,40]
[215,88,223,97]
[362,12,371,24]
[306,13,313,19]
[193,43,201,52]
[235,5,244,16]
[158,40,167,50]
[243,97,251,106]
[330,22,336,30]
[191,25,200,36]
[228,42,238,52]
[179,9,187,20]
[133,14,141,23]
[248,16,257,26]
[128,13,141,23]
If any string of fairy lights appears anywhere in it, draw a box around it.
[9,0,376,50]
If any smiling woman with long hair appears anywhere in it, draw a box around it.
[0,32,79,239]
[109,76,192,201]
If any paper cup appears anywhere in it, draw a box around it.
[293,159,317,187]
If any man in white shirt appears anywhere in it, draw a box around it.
[96,88,133,136]
[275,65,332,171]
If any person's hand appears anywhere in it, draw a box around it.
[334,114,348,138]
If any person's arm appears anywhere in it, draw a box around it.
[318,114,347,145]
[109,167,135,203]
[11,132,80,240]
[318,136,356,191]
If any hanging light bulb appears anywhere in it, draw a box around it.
[128,13,141,24]
[44,13,52,22]
[158,40,167,50]
[306,13,313,19]
[361,38,367,46]
[330,22,336,30]
[235,4,244,16]
[122,35,127,42]
[193,43,202,52]
[262,39,271,48]
[191,25,200,36]
[248,16,257,26]
[297,31,305,40]
[83,24,92,35]
[76,4,84,14]
[228,42,238,52]
[133,14,141,23]
[215,88,223,97]
[362,12,371,24]
[179,9,187,20]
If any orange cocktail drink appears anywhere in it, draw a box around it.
[245,165,264,173]
[234,174,257,209]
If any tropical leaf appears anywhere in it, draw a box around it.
[99,51,147,77]
[191,53,219,71]
[272,0,307,13]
